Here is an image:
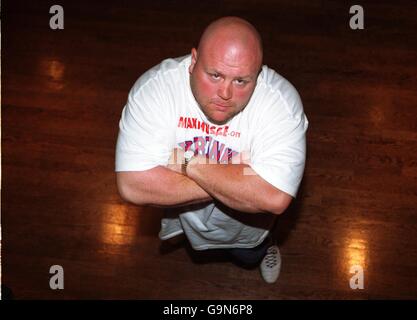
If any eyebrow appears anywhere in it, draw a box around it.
[207,69,253,80]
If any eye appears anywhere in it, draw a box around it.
[211,73,221,80]
[235,79,248,86]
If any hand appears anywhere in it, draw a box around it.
[230,150,252,165]
[166,148,186,174]
[229,150,256,176]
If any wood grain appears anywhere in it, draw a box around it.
[2,0,417,299]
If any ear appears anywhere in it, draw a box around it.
[189,48,198,74]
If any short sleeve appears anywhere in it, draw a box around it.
[115,78,174,172]
[249,90,308,198]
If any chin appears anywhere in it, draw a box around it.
[207,113,233,125]
[209,118,228,125]
[200,102,238,125]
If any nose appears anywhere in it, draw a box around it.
[217,81,232,100]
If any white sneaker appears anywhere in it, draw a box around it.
[260,245,281,284]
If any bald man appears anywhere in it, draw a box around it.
[116,17,308,284]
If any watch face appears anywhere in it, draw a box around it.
[184,150,194,160]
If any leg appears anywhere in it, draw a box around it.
[228,236,272,267]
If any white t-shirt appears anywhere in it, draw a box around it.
[116,54,308,250]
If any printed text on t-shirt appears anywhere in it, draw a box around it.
[178,116,241,138]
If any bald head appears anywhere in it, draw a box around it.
[188,17,263,125]
[197,17,263,69]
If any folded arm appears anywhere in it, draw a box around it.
[117,166,212,207]
[117,149,292,215]
[186,154,293,215]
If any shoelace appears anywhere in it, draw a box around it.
[264,247,279,268]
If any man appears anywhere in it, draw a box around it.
[115,17,308,284]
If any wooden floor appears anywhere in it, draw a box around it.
[2,0,417,299]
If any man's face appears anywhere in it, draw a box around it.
[189,47,261,125]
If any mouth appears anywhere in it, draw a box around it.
[212,102,231,111]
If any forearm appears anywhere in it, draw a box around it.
[150,170,213,208]
[186,159,279,213]
[117,166,212,207]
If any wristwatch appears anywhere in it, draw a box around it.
[182,150,194,175]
